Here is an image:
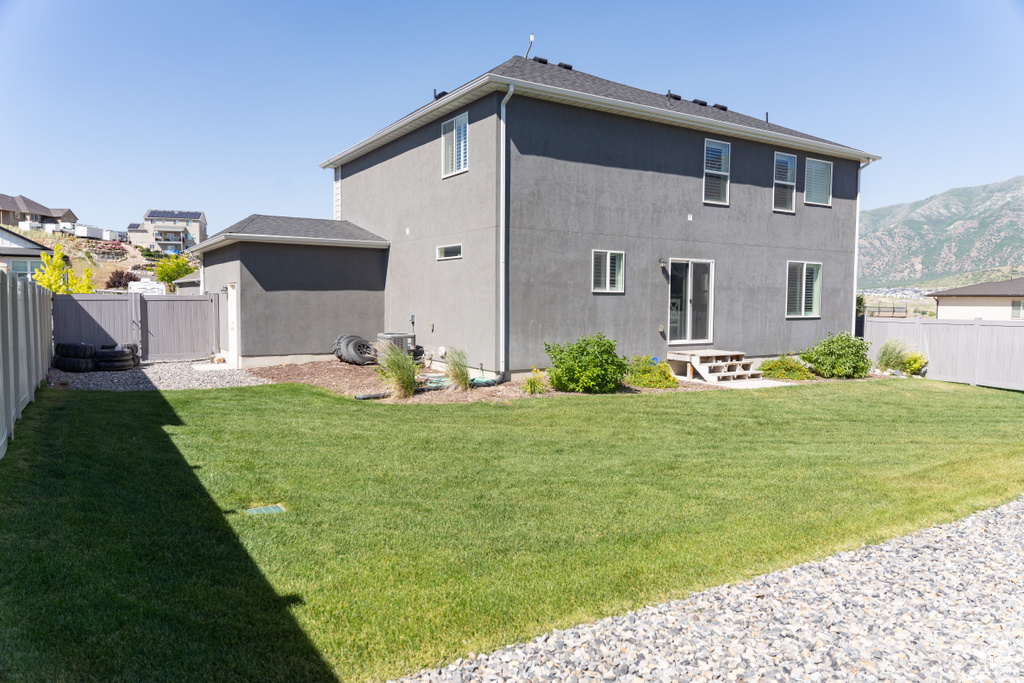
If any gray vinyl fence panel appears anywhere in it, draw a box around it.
[864,317,1024,392]
[53,293,218,361]
[1,273,53,460]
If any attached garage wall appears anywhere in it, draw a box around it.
[235,242,386,357]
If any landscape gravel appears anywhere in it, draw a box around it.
[47,360,271,391]
[396,497,1024,682]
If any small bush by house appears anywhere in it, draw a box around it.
[799,332,871,379]
[623,355,678,388]
[758,356,815,380]
[543,333,627,394]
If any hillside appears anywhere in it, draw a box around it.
[858,175,1024,287]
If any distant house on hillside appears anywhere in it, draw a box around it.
[0,193,77,231]
[930,280,1024,321]
[129,210,207,253]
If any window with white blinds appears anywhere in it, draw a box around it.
[592,250,624,293]
[703,139,730,205]
[773,152,797,212]
[786,261,821,317]
[1012,300,1024,319]
[442,112,469,177]
[805,158,833,206]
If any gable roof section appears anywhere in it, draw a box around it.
[321,55,880,170]
[189,214,389,255]
[929,280,1024,298]
[146,210,205,221]
[0,193,69,219]
[0,225,54,258]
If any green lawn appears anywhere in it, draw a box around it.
[2,380,1024,681]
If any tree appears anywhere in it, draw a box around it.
[105,268,141,290]
[154,254,196,293]
[32,244,95,294]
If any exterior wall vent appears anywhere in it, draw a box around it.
[532,56,548,64]
[692,99,708,106]
[557,62,573,70]
[713,103,728,111]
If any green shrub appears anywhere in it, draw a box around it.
[799,332,871,379]
[375,342,418,398]
[902,352,928,376]
[623,355,678,388]
[758,355,815,380]
[521,367,548,395]
[856,293,866,317]
[543,333,627,393]
[875,338,910,372]
[444,347,471,391]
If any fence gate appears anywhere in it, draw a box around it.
[53,293,219,361]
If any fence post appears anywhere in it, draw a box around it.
[0,273,7,458]
[970,317,982,386]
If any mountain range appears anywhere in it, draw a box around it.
[858,175,1024,288]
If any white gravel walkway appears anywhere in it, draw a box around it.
[398,498,1024,682]
[47,360,270,391]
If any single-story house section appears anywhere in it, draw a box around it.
[930,279,1024,321]
[191,214,388,368]
[0,226,56,281]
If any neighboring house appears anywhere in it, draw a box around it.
[130,210,208,253]
[0,226,56,281]
[172,270,202,294]
[194,215,387,367]
[0,193,77,231]
[930,280,1024,321]
[316,55,880,376]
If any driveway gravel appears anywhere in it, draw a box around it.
[397,497,1024,682]
[47,360,271,391]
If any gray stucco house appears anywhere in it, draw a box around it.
[319,55,879,376]
[194,55,879,373]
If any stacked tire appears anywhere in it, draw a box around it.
[53,342,96,373]
[332,334,376,365]
[96,344,140,371]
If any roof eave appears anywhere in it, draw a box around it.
[320,74,881,170]
[189,232,390,255]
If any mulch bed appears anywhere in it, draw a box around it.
[246,360,724,404]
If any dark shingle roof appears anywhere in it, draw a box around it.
[173,270,201,283]
[486,56,852,150]
[930,280,1024,298]
[0,193,67,218]
[146,210,204,220]
[221,214,386,242]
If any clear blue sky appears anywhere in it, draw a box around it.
[2,0,1022,234]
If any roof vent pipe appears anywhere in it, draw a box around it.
[667,90,681,101]
[434,90,448,100]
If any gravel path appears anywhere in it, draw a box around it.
[397,498,1024,682]
[47,360,271,391]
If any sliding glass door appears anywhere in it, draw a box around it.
[668,260,714,343]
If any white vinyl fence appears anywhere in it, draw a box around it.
[864,317,1024,392]
[1,272,53,459]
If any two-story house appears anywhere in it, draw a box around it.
[196,56,878,373]
[0,193,77,232]
[129,210,208,253]
[319,56,879,376]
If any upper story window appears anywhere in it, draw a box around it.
[773,152,797,212]
[703,139,730,205]
[787,261,821,318]
[592,250,624,293]
[442,112,469,177]
[186,220,192,227]
[805,158,833,206]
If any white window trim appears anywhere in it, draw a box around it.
[703,139,731,206]
[667,258,715,345]
[436,243,463,261]
[591,249,625,293]
[773,152,797,214]
[441,112,469,179]
[804,158,833,207]
[786,260,822,319]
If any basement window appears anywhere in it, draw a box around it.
[437,244,462,260]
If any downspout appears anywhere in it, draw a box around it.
[852,158,874,333]
[498,85,514,380]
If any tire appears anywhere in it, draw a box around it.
[345,337,377,365]
[412,345,425,361]
[95,348,135,362]
[122,343,140,356]
[55,343,95,359]
[333,334,356,355]
[55,356,95,373]
[132,355,141,367]
[96,359,135,371]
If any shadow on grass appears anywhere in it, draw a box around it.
[0,389,338,682]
